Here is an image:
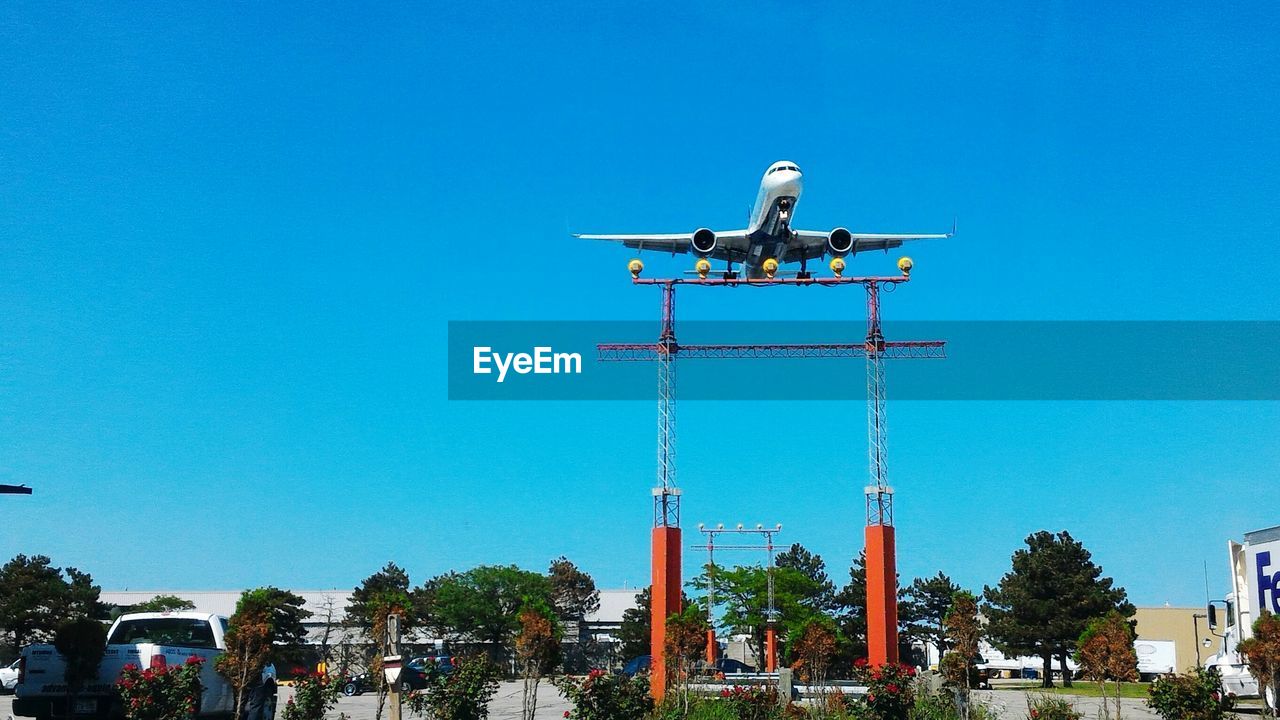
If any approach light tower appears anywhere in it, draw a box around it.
[864,267,900,667]
[650,278,682,703]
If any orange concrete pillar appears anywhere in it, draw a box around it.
[765,626,777,672]
[865,524,899,667]
[705,629,717,665]
[651,526,682,701]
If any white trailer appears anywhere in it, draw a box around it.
[1205,525,1280,707]
[1134,639,1177,681]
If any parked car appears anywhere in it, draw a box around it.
[620,656,650,677]
[340,664,430,696]
[1,658,19,693]
[715,658,756,674]
[408,656,454,676]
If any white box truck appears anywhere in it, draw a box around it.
[1205,524,1280,707]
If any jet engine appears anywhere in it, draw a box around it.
[826,227,854,257]
[691,228,717,257]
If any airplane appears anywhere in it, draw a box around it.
[576,160,952,279]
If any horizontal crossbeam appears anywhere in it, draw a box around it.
[598,341,946,362]
[631,276,909,287]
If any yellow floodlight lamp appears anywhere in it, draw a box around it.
[628,258,644,278]
[695,258,711,279]
[762,257,779,278]
[897,256,913,276]
[829,257,846,277]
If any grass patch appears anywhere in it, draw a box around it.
[997,681,1151,699]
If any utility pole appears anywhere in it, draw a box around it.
[386,613,402,720]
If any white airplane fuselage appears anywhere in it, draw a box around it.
[741,162,803,276]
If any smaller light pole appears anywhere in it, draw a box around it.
[694,523,783,673]
[1192,613,1207,667]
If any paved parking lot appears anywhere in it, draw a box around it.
[6,685,1261,719]
[1,684,574,720]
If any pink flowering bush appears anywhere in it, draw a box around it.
[853,660,916,720]
[115,656,204,720]
[716,684,780,720]
[281,672,337,720]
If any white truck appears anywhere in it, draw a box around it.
[13,611,273,720]
[1205,524,1280,707]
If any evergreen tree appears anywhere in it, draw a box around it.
[547,557,599,643]
[775,544,837,613]
[905,572,963,665]
[617,587,652,660]
[0,555,104,657]
[983,530,1133,688]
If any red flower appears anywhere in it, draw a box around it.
[563,713,570,719]
[887,683,899,693]
[853,658,868,668]
[185,655,203,665]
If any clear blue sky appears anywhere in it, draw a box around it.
[2,2,1278,607]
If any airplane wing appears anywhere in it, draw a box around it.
[786,229,951,262]
[575,230,752,261]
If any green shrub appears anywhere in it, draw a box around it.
[1146,666,1235,720]
[554,669,652,720]
[281,672,338,720]
[907,690,994,720]
[1025,694,1082,720]
[405,655,499,720]
[684,700,741,720]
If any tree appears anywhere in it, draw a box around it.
[775,544,837,613]
[617,588,652,660]
[53,617,107,717]
[1076,610,1138,720]
[216,587,311,720]
[790,616,838,705]
[983,531,1134,688]
[348,562,414,632]
[663,605,709,714]
[0,555,104,657]
[347,564,415,720]
[547,557,600,651]
[421,565,551,663]
[130,595,196,613]
[548,557,600,623]
[941,591,981,720]
[905,572,962,665]
[514,601,561,720]
[692,561,828,667]
[1239,612,1280,717]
